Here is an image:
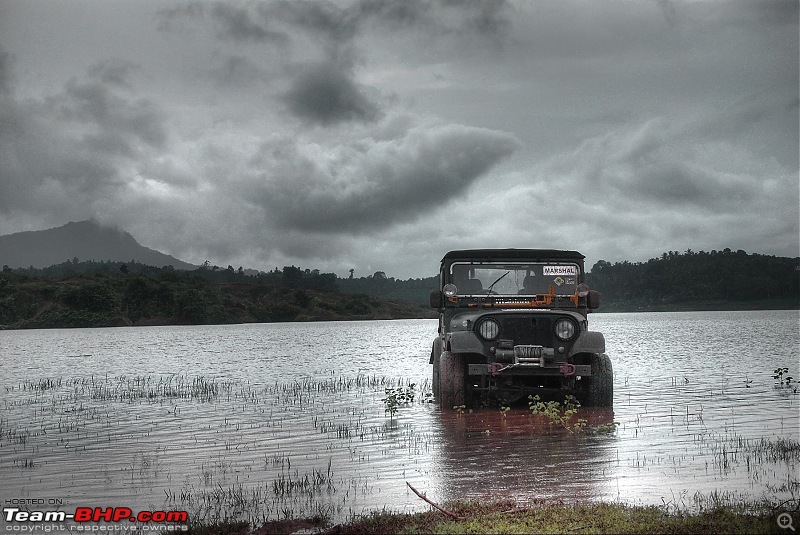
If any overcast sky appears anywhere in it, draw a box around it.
[1,0,797,278]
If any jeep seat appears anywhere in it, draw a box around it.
[460,278,484,295]
[518,275,535,294]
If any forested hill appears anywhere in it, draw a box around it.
[0,220,196,270]
[586,249,799,311]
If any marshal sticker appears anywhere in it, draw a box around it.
[543,265,577,276]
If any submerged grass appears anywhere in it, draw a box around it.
[183,499,797,534]
[4,371,798,532]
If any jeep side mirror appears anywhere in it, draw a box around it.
[429,290,443,309]
[587,290,601,309]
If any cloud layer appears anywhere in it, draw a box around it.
[0,0,797,277]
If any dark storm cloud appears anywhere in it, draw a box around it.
[519,93,798,266]
[209,54,274,90]
[268,0,512,43]
[0,57,168,222]
[2,0,796,277]
[245,123,521,232]
[656,0,677,27]
[561,115,776,211]
[156,1,350,45]
[55,76,167,150]
[447,0,512,38]
[282,62,380,124]
[701,84,799,170]
[188,0,512,43]
[623,162,756,210]
[154,2,205,36]
[268,0,362,44]
[0,49,12,96]
[0,93,118,215]
[208,3,288,43]
[86,59,139,88]
[155,0,515,127]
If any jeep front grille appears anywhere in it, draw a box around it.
[498,316,553,347]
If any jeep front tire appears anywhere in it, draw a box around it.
[438,350,465,409]
[578,353,613,407]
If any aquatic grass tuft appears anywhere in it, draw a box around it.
[773,367,794,386]
[272,463,335,497]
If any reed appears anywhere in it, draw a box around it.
[2,368,796,528]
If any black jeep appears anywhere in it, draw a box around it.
[429,249,612,408]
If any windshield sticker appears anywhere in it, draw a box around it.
[543,265,577,276]
[565,277,576,285]
[553,276,564,286]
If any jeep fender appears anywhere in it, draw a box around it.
[569,331,605,355]
[447,331,485,354]
[430,336,443,364]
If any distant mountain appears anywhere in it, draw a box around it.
[0,220,196,270]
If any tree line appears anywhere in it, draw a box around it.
[334,249,798,310]
[4,259,438,306]
[0,263,430,329]
[1,247,797,328]
[6,258,341,291]
[586,249,799,311]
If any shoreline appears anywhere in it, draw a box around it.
[596,298,799,313]
[3,300,797,330]
[189,499,797,534]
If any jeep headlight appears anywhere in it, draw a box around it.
[477,318,500,340]
[554,318,576,341]
[443,284,457,297]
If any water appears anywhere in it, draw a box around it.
[1,311,798,526]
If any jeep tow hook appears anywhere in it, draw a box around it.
[488,362,517,375]
[559,363,576,376]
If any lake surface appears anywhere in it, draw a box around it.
[1,311,798,526]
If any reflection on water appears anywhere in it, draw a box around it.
[429,408,617,504]
[0,312,797,524]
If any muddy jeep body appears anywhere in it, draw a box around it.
[429,249,612,408]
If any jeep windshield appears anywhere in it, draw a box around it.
[448,262,580,297]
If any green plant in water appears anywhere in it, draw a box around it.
[572,417,588,432]
[528,395,588,432]
[381,383,416,419]
[588,421,620,435]
[499,405,510,418]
